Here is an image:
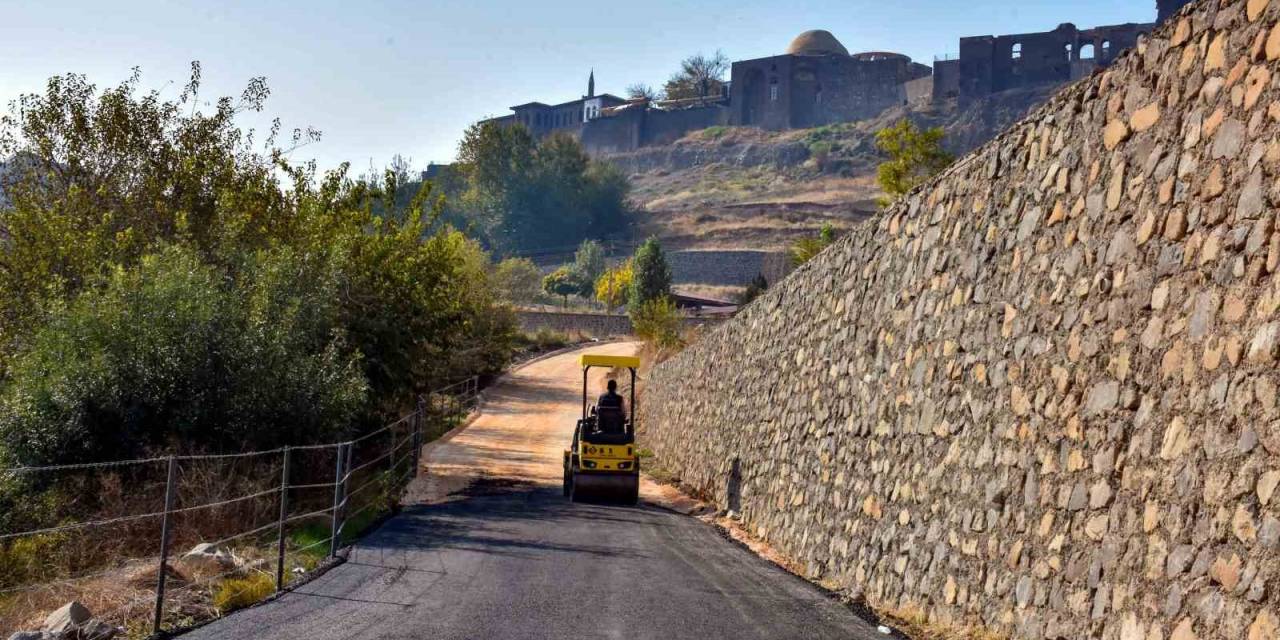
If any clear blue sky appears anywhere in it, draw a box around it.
[1,0,1158,174]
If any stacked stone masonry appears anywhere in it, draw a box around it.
[638,1,1280,638]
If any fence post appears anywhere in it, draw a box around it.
[329,443,346,558]
[339,444,353,547]
[275,447,291,592]
[414,396,425,478]
[153,456,178,635]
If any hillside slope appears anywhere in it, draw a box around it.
[609,85,1059,252]
[640,1,1280,638]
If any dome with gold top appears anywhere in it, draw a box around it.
[786,30,850,56]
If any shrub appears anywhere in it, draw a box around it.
[789,224,836,267]
[212,572,275,613]
[631,297,684,350]
[701,125,729,140]
[0,247,368,464]
[737,274,769,305]
[875,119,954,205]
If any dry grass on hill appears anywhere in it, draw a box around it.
[613,85,1057,253]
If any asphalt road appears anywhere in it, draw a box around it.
[185,344,888,640]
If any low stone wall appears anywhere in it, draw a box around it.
[531,249,790,290]
[640,3,1280,639]
[667,250,792,287]
[517,310,722,337]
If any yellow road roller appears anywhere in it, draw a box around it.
[563,354,640,504]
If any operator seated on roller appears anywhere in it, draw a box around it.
[593,379,627,435]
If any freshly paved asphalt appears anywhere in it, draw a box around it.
[185,345,890,640]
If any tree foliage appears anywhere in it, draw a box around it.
[594,260,633,312]
[737,273,769,305]
[874,120,954,205]
[542,267,579,307]
[571,239,607,296]
[452,123,630,254]
[625,84,659,101]
[663,51,730,101]
[491,257,543,304]
[789,224,836,266]
[0,66,515,466]
[628,238,672,309]
[630,297,684,350]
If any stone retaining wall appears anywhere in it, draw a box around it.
[666,250,792,287]
[639,2,1280,638]
[517,310,722,337]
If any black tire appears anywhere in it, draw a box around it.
[569,472,582,502]
[627,477,640,505]
[562,466,572,498]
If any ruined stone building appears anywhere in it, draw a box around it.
[727,30,932,130]
[932,0,1197,103]
[477,1,1197,156]
[933,22,1154,102]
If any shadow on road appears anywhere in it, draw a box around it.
[361,484,656,562]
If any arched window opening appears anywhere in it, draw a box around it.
[1012,42,1023,60]
[1102,40,1112,58]
[1081,43,1096,59]
[1064,43,1074,60]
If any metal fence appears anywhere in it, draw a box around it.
[0,377,482,637]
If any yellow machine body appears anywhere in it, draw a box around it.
[563,353,641,503]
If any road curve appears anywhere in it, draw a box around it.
[185,343,887,640]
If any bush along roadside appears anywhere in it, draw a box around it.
[0,378,483,639]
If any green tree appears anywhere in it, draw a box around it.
[595,260,633,312]
[542,267,580,307]
[572,239,607,296]
[0,65,517,466]
[453,124,630,253]
[789,224,836,266]
[663,51,730,101]
[492,257,543,304]
[628,238,672,309]
[874,120,954,205]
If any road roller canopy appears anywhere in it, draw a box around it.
[579,354,640,369]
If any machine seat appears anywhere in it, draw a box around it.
[583,405,633,445]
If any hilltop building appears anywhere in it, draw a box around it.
[932,21,1154,103]
[482,71,628,140]
[476,2,1197,156]
[729,30,932,130]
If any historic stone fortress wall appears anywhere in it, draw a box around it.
[639,1,1280,638]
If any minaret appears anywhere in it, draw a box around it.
[587,70,596,98]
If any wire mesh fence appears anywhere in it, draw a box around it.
[0,377,482,638]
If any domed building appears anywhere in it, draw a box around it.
[786,30,851,57]
[728,30,932,130]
